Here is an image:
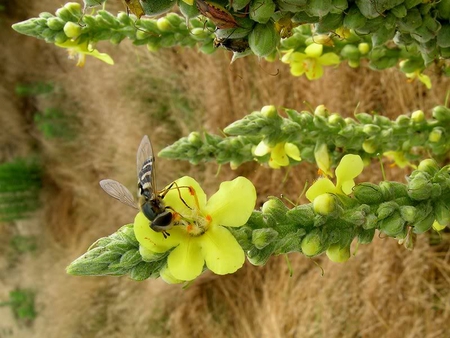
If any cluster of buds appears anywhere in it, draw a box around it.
[160,104,450,171]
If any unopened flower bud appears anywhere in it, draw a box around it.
[362,124,381,136]
[408,172,433,200]
[434,200,450,226]
[301,230,323,257]
[412,210,434,234]
[328,113,345,126]
[252,228,279,249]
[313,194,336,215]
[248,22,278,58]
[358,42,370,54]
[400,205,416,223]
[354,183,384,204]
[160,265,183,284]
[262,197,289,220]
[379,211,405,236]
[261,105,277,118]
[428,128,443,143]
[314,104,329,117]
[139,245,165,262]
[432,105,450,122]
[326,244,350,263]
[377,201,398,219]
[417,159,439,176]
[362,138,377,154]
[411,110,425,122]
[432,220,447,232]
[156,17,173,31]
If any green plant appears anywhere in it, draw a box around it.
[0,289,37,323]
[0,158,42,222]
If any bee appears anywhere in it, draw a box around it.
[100,135,178,238]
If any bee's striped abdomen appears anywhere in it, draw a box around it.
[138,158,154,194]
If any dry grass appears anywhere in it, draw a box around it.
[1,0,450,337]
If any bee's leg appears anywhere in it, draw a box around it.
[160,182,194,210]
[162,231,170,238]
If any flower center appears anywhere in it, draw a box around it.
[184,213,212,237]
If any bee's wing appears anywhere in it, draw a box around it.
[136,135,157,192]
[99,179,138,210]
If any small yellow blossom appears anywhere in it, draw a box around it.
[281,43,340,80]
[134,176,256,282]
[403,69,432,89]
[314,143,332,177]
[383,151,417,169]
[55,39,114,67]
[254,141,301,169]
[306,154,364,202]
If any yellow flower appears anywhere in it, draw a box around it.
[254,141,301,169]
[281,43,340,80]
[55,39,114,67]
[403,69,432,89]
[306,154,364,202]
[134,176,256,282]
[432,220,446,232]
[314,143,332,177]
[383,151,417,169]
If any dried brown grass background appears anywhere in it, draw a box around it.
[1,1,450,337]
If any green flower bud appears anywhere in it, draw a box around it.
[429,128,443,143]
[301,230,324,256]
[130,261,153,281]
[179,0,200,19]
[141,0,176,16]
[411,110,425,122]
[247,242,276,266]
[326,244,350,263]
[417,159,439,176]
[358,42,370,54]
[248,22,279,58]
[412,209,434,234]
[56,2,82,22]
[47,17,65,31]
[314,104,329,117]
[357,227,375,244]
[379,211,406,237]
[434,200,450,226]
[362,138,377,154]
[313,193,336,215]
[400,205,416,223]
[343,6,367,29]
[306,0,332,17]
[286,204,315,227]
[432,105,450,122]
[260,105,277,118]
[354,183,384,204]
[262,197,289,220]
[249,0,276,24]
[156,17,174,31]
[252,228,279,249]
[377,201,399,220]
[139,245,166,262]
[437,24,450,48]
[379,181,408,200]
[408,172,433,200]
[64,21,81,38]
[362,124,381,136]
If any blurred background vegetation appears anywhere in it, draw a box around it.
[0,0,449,337]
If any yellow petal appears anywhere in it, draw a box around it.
[281,49,294,63]
[305,60,324,80]
[204,177,256,227]
[271,143,289,166]
[290,52,308,63]
[163,176,207,219]
[181,0,194,4]
[133,212,184,253]
[167,236,203,281]
[318,53,340,66]
[159,265,184,284]
[335,154,364,195]
[201,225,245,275]
[314,143,332,177]
[285,142,301,161]
[254,141,271,156]
[304,43,323,58]
[88,49,114,65]
[290,62,306,76]
[417,73,431,89]
[305,178,336,202]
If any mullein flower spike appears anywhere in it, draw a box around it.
[134,176,256,283]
